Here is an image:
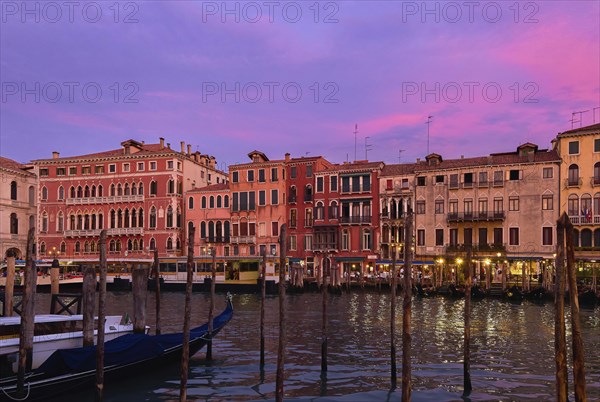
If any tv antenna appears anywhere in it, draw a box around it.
[365,136,372,160]
[398,149,405,163]
[593,107,600,123]
[571,110,589,128]
[425,115,433,154]
[353,124,359,162]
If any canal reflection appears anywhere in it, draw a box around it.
[37,291,599,401]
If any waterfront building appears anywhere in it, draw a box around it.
[553,123,600,276]
[32,138,226,269]
[0,157,37,259]
[313,161,384,281]
[285,154,334,278]
[409,144,560,284]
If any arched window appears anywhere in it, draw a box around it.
[200,221,207,239]
[69,214,75,230]
[58,186,65,200]
[124,209,130,228]
[109,240,116,252]
[329,201,339,219]
[216,221,223,241]
[60,241,66,253]
[167,179,175,194]
[124,183,130,196]
[188,197,194,209]
[77,186,82,198]
[217,195,222,208]
[110,210,116,228]
[176,208,181,228]
[150,207,157,228]
[98,184,103,197]
[208,221,215,242]
[167,237,173,250]
[91,185,96,197]
[98,213,103,229]
[131,183,137,196]
[176,237,181,250]
[149,238,156,250]
[139,238,144,250]
[581,194,592,223]
[150,181,157,195]
[138,182,143,195]
[75,241,81,253]
[91,241,96,253]
[594,229,600,247]
[594,162,600,184]
[201,196,207,209]
[40,242,47,254]
[131,208,137,227]
[188,221,194,235]
[115,240,122,252]
[29,215,34,230]
[128,239,133,251]
[42,212,48,232]
[304,185,312,202]
[138,208,143,227]
[568,194,579,217]
[110,184,116,196]
[133,239,139,251]
[209,196,215,208]
[390,199,398,219]
[224,195,230,208]
[568,164,579,186]
[166,206,173,227]
[28,186,35,206]
[70,186,76,198]
[315,201,325,220]
[57,212,64,232]
[91,214,96,230]
[115,209,122,228]
[362,229,372,250]
[117,184,123,196]
[77,214,83,230]
[42,186,48,201]
[84,185,90,198]
[10,213,18,234]
[84,241,90,253]
[290,185,297,202]
[581,229,593,248]
[10,181,17,200]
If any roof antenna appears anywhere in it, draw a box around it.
[594,107,600,123]
[365,136,372,160]
[353,124,359,162]
[571,110,589,128]
[426,115,433,154]
[398,149,405,163]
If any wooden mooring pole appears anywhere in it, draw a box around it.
[180,226,195,402]
[132,266,148,334]
[555,214,568,401]
[390,239,398,389]
[275,224,287,402]
[207,246,216,360]
[5,249,16,316]
[17,228,36,396]
[154,248,161,335]
[82,265,96,346]
[402,213,413,401]
[463,247,473,396]
[260,250,267,368]
[321,252,328,373]
[96,230,107,402]
[565,219,587,401]
[50,257,60,313]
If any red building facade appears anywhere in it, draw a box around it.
[33,138,225,269]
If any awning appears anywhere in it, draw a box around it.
[376,260,435,265]
[288,257,303,263]
[334,257,365,262]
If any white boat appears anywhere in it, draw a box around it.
[0,314,134,375]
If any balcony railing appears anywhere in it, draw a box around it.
[565,178,583,188]
[447,211,505,222]
[493,179,504,187]
[66,194,144,205]
[230,236,256,244]
[591,177,600,187]
[478,180,489,188]
[445,243,506,253]
[107,227,144,236]
[449,182,459,189]
[340,215,372,224]
[569,215,600,225]
[65,227,144,237]
[65,229,102,237]
[205,236,229,243]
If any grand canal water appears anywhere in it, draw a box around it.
[37,291,599,401]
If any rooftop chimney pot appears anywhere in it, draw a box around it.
[159,137,165,148]
[52,151,60,159]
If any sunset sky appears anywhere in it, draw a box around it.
[1,1,599,168]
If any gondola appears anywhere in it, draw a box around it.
[448,284,465,298]
[578,288,598,309]
[504,285,524,304]
[0,295,233,401]
[470,285,487,300]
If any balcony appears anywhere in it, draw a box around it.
[205,236,229,243]
[591,177,600,187]
[230,236,256,244]
[478,181,489,188]
[449,182,459,190]
[340,215,372,224]
[66,194,144,205]
[445,243,506,253]
[493,179,504,187]
[65,227,144,237]
[569,215,600,225]
[65,229,102,237]
[565,178,583,188]
[447,211,505,223]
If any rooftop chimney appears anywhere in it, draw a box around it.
[159,137,165,148]
[416,158,421,163]
[52,151,60,159]
[461,155,464,159]
[187,144,191,155]
[180,141,185,154]
[167,143,171,149]
[285,152,291,162]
